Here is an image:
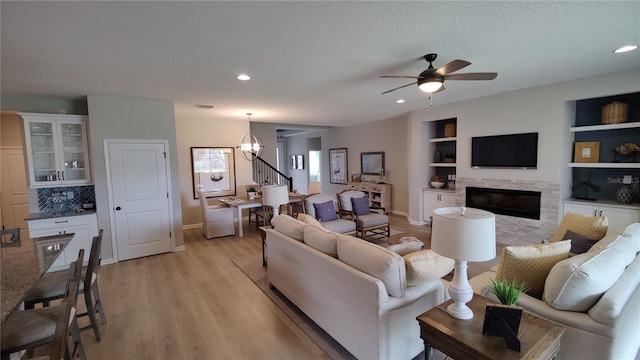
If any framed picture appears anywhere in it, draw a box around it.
[191,147,236,199]
[296,154,305,170]
[290,155,297,169]
[574,141,600,163]
[329,148,348,184]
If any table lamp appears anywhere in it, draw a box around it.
[431,207,496,320]
[261,185,289,217]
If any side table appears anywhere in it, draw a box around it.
[258,225,271,267]
[417,294,565,360]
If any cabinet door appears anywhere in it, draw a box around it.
[599,206,640,232]
[563,203,597,217]
[24,119,62,186]
[423,192,439,221]
[57,120,91,184]
[30,227,67,270]
[440,193,456,208]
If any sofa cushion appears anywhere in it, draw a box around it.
[297,213,323,228]
[271,214,306,241]
[387,240,423,256]
[351,196,370,215]
[314,200,338,222]
[403,250,454,286]
[544,240,631,312]
[336,234,406,297]
[495,240,571,299]
[550,212,608,242]
[303,224,338,257]
[562,229,598,254]
[621,223,640,252]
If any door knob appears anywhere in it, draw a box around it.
[115,206,122,211]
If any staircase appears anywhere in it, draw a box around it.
[252,155,293,191]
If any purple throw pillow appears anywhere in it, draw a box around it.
[351,196,370,215]
[562,229,598,254]
[313,200,338,222]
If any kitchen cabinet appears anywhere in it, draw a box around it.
[20,113,91,188]
[423,190,456,222]
[28,213,98,272]
[563,200,640,232]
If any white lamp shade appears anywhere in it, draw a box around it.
[262,185,289,207]
[431,207,496,262]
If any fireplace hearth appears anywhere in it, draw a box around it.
[466,187,541,220]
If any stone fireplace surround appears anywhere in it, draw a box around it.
[455,178,560,246]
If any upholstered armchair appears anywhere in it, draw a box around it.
[302,193,356,235]
[197,190,235,238]
[337,190,389,239]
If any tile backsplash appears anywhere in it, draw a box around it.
[37,185,96,213]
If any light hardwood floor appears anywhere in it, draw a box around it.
[71,214,430,359]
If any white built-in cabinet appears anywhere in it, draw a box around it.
[423,190,456,222]
[28,213,98,272]
[563,200,640,232]
[20,112,91,188]
[347,182,392,213]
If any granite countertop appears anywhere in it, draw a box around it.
[1,233,73,324]
[25,209,97,221]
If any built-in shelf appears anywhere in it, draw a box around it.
[429,137,457,143]
[570,122,640,132]
[429,163,456,167]
[569,162,640,168]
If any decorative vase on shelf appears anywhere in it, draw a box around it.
[616,186,633,204]
[632,182,640,203]
[434,150,442,163]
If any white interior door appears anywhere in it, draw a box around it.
[1,149,30,237]
[107,141,172,261]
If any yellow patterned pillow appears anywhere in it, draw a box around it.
[495,240,571,299]
[550,212,608,243]
[404,250,454,286]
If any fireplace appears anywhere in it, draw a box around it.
[466,187,541,220]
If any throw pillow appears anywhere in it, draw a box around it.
[313,200,338,222]
[350,196,370,216]
[550,212,608,243]
[404,250,454,286]
[562,229,598,254]
[495,240,571,299]
[297,213,323,228]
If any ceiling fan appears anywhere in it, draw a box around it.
[380,53,497,95]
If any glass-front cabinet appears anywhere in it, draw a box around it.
[21,113,91,188]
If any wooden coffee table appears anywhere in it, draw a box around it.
[417,294,565,360]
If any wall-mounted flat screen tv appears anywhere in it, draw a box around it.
[471,132,538,169]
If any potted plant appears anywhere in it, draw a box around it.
[482,278,527,352]
[247,186,257,200]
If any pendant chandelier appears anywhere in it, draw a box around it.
[237,113,264,161]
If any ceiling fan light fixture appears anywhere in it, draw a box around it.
[419,81,443,93]
[236,74,251,81]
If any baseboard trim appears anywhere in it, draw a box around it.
[174,245,186,252]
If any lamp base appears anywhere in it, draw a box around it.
[446,302,473,320]
[447,259,474,320]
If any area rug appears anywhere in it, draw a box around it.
[231,251,451,360]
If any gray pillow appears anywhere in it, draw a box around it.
[562,229,598,254]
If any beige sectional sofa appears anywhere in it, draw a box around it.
[470,222,640,360]
[266,214,449,360]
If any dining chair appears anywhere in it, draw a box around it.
[24,230,107,342]
[337,190,390,239]
[308,181,321,194]
[197,190,235,238]
[0,227,21,248]
[1,249,85,360]
[245,185,268,228]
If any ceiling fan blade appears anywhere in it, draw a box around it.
[379,75,423,79]
[381,82,416,94]
[435,59,471,76]
[444,72,498,80]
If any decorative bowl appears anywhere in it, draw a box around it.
[431,181,445,188]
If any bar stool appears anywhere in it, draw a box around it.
[24,230,107,341]
[1,250,85,360]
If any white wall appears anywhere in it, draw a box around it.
[407,68,640,223]
[87,94,183,260]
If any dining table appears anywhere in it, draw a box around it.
[1,232,75,324]
[218,192,306,237]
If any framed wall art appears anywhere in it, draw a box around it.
[191,147,236,199]
[329,148,348,184]
[574,141,600,163]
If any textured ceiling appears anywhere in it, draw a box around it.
[1,1,639,127]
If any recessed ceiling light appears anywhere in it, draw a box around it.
[236,74,251,81]
[613,45,638,53]
[396,99,405,104]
